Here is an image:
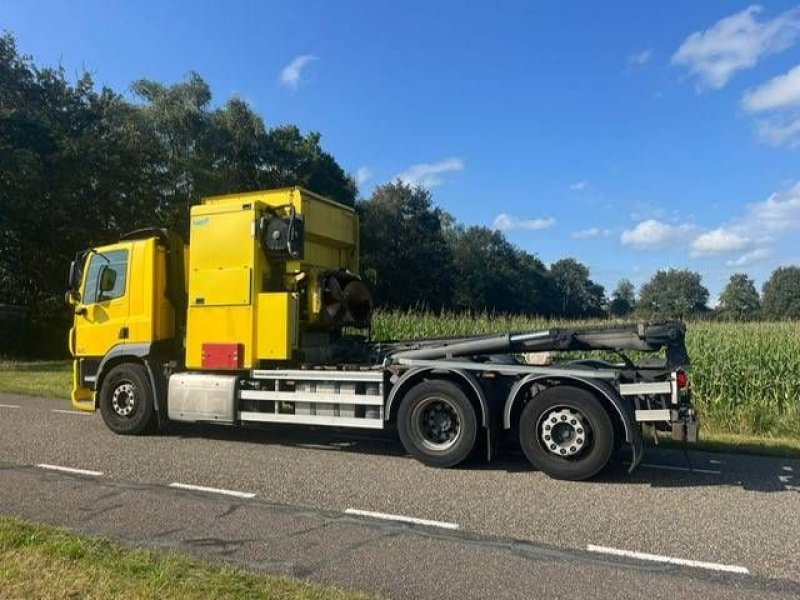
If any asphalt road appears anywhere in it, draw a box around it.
[1,393,799,599]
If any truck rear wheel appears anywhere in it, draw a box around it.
[99,363,156,435]
[397,380,478,468]
[518,385,613,481]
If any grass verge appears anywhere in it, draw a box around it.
[0,517,375,600]
[0,360,71,399]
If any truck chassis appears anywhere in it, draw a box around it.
[90,322,698,481]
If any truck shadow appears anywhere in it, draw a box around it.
[166,423,800,494]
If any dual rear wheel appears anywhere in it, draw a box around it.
[517,386,614,481]
[397,381,614,480]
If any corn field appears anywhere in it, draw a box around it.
[372,310,800,439]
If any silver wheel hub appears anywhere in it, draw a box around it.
[112,382,136,417]
[413,397,461,451]
[539,407,588,457]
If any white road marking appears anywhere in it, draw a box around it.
[52,409,93,417]
[586,544,749,574]
[345,508,459,530]
[0,403,20,409]
[637,463,722,475]
[169,482,256,499]
[36,463,103,477]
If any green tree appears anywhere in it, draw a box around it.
[609,278,636,317]
[717,273,760,321]
[548,258,606,318]
[131,75,357,237]
[638,269,709,319]
[357,181,454,310]
[0,34,160,354]
[762,266,800,320]
[447,225,550,314]
[263,125,356,207]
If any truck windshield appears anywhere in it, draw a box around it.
[83,249,129,304]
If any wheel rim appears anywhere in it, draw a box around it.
[537,406,590,458]
[411,396,461,452]
[111,381,137,417]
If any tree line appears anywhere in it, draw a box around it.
[1,33,798,356]
[358,182,800,322]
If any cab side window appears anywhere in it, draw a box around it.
[82,250,129,304]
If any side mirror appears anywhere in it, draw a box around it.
[64,289,81,306]
[68,260,81,290]
[98,266,116,294]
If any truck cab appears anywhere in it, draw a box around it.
[68,233,180,409]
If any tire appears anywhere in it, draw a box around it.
[98,363,156,435]
[397,379,478,468]
[518,385,614,481]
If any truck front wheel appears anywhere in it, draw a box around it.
[98,363,156,435]
[518,385,614,481]
[397,380,478,468]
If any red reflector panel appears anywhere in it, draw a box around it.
[676,370,688,389]
[201,343,242,370]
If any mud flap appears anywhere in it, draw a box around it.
[627,423,644,474]
[628,437,644,473]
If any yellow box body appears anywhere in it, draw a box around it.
[186,187,359,369]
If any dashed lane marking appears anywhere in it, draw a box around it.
[345,508,459,530]
[36,464,103,477]
[169,482,256,499]
[586,544,749,574]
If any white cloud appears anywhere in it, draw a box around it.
[628,49,653,66]
[690,228,751,256]
[569,181,588,191]
[355,166,372,187]
[493,214,556,232]
[726,247,771,267]
[743,64,800,111]
[279,54,317,89]
[396,157,464,188]
[571,227,611,240]
[755,116,800,147]
[672,5,800,90]
[745,181,800,231]
[620,219,694,249]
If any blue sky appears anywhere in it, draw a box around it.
[4,1,800,301]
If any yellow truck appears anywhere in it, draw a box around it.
[66,186,698,480]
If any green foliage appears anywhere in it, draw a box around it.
[358,181,454,310]
[762,266,800,320]
[130,75,356,237]
[609,279,635,317]
[446,225,551,314]
[547,258,605,318]
[637,269,709,319]
[716,273,760,321]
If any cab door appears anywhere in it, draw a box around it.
[74,248,131,358]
